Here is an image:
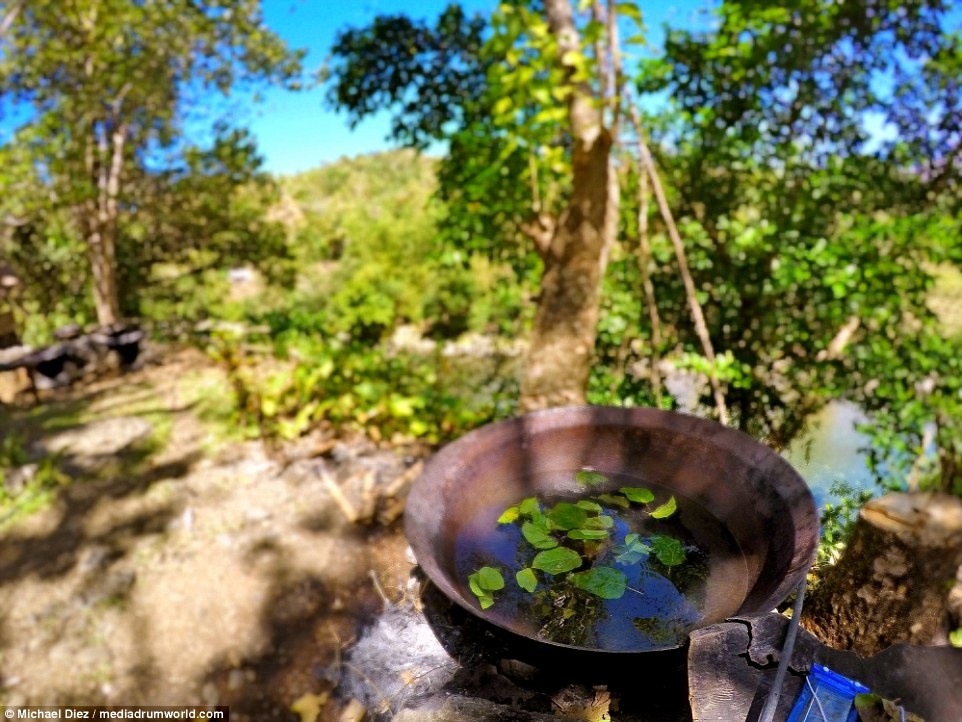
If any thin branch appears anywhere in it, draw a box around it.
[628,93,729,425]
[605,0,623,129]
[528,150,542,213]
[591,1,609,111]
[629,104,664,403]
[0,0,25,37]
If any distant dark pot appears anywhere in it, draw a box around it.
[405,405,818,657]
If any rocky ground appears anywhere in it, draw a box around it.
[0,346,418,721]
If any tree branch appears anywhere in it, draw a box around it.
[629,104,663,403]
[628,92,729,425]
[0,0,25,37]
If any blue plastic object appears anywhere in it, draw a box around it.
[786,663,870,722]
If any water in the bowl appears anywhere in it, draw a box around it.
[453,470,749,651]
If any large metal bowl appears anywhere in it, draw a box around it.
[405,405,818,654]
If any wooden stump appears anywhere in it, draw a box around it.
[801,492,962,656]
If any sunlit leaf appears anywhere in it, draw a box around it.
[950,628,962,648]
[519,496,541,516]
[478,566,505,590]
[498,505,520,524]
[615,1,643,25]
[650,496,678,519]
[516,567,538,592]
[493,96,513,116]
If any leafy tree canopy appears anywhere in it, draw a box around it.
[0,0,304,327]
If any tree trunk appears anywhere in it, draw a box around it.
[801,492,962,657]
[88,226,121,326]
[83,115,125,327]
[520,0,615,412]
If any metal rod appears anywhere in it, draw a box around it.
[757,576,808,722]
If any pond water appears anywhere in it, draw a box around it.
[453,474,749,651]
[782,401,876,507]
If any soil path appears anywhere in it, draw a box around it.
[0,347,413,721]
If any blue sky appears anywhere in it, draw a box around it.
[251,0,714,175]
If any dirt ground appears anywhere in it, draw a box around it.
[0,346,416,721]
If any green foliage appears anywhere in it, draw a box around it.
[188,151,527,445]
[277,151,525,341]
[205,322,515,445]
[522,519,559,549]
[469,485,691,628]
[614,533,651,565]
[532,546,583,575]
[569,566,628,600]
[817,480,875,569]
[950,628,962,648]
[469,566,505,608]
[575,469,608,486]
[649,534,686,567]
[0,432,69,530]
[620,486,655,503]
[650,496,678,519]
[577,0,962,468]
[327,2,557,277]
[516,567,538,593]
[0,0,303,325]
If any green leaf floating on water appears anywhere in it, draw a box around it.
[497,505,520,524]
[570,566,628,599]
[650,496,678,519]
[620,486,655,503]
[546,502,587,530]
[532,547,583,575]
[615,532,652,564]
[519,496,541,517]
[581,514,614,530]
[598,493,630,509]
[516,567,538,593]
[650,534,686,566]
[522,520,559,549]
[576,500,603,512]
[478,566,505,590]
[576,469,608,486]
[567,528,610,540]
[469,567,505,609]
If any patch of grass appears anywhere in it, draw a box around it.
[28,398,90,432]
[177,367,253,450]
[1,377,179,527]
[0,452,71,530]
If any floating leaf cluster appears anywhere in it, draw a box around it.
[467,468,688,611]
[467,566,505,609]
